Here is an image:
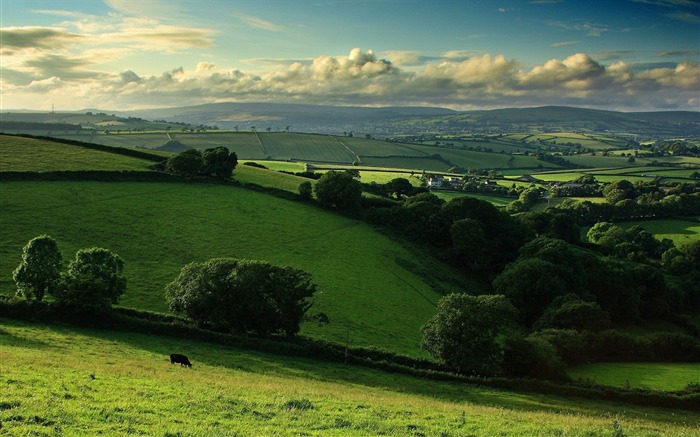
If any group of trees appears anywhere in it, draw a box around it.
[13,235,126,313]
[166,146,238,179]
[12,236,319,337]
[165,258,319,336]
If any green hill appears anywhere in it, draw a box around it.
[0,177,474,356]
[2,319,695,436]
[0,134,159,171]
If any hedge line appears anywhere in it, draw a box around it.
[1,298,697,411]
[2,133,167,162]
[0,170,184,182]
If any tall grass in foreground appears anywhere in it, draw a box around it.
[2,319,698,436]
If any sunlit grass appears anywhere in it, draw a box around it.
[0,180,472,356]
[2,319,697,436]
[0,135,154,171]
[568,362,700,391]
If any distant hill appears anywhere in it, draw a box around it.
[3,104,698,137]
[116,103,699,137]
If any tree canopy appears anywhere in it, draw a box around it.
[165,258,317,336]
[313,170,363,212]
[57,247,127,313]
[13,235,62,301]
[421,293,517,375]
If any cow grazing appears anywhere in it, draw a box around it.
[170,353,192,368]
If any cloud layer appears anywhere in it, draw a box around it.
[1,20,698,111]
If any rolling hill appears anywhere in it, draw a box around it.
[0,135,475,356]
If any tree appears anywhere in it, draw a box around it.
[602,179,636,204]
[314,170,363,212]
[298,181,313,200]
[165,258,317,336]
[166,149,203,179]
[385,177,414,199]
[13,235,62,301]
[58,248,127,312]
[202,146,237,178]
[421,293,517,375]
[492,257,570,325]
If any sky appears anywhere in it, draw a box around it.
[1,0,699,112]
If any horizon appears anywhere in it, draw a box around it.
[1,0,699,112]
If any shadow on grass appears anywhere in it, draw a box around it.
[0,319,54,350]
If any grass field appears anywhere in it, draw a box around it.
[2,319,697,436]
[616,218,700,246]
[567,362,700,391]
[0,135,155,171]
[0,180,476,356]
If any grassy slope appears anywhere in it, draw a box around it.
[567,363,700,391]
[0,180,475,356]
[0,135,155,171]
[2,319,697,436]
[616,218,700,246]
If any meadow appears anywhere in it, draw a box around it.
[568,362,700,391]
[2,319,698,436]
[615,218,700,246]
[0,135,155,171]
[0,179,475,356]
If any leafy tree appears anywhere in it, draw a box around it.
[298,181,313,200]
[202,146,238,178]
[166,148,204,178]
[58,248,127,312]
[385,177,414,200]
[602,179,636,204]
[534,294,610,332]
[13,235,62,301]
[492,258,570,325]
[165,258,317,336]
[314,170,363,212]
[421,293,517,375]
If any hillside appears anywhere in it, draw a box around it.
[2,319,696,436]
[0,135,159,171]
[0,136,476,356]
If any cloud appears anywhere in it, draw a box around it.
[3,48,699,111]
[657,50,700,58]
[0,27,84,50]
[240,15,286,32]
[551,41,579,48]
[546,20,610,37]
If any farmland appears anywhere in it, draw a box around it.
[568,362,700,391]
[0,179,477,356]
[2,319,697,436]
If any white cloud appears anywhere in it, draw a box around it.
[240,15,286,32]
[2,47,699,111]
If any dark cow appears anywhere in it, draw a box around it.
[170,353,192,368]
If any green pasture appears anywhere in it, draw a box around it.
[358,171,424,185]
[242,160,307,173]
[568,362,700,391]
[236,164,314,193]
[342,137,429,158]
[0,180,476,356]
[0,135,155,172]
[2,320,696,436]
[171,132,267,159]
[361,156,452,172]
[258,133,357,163]
[564,154,638,168]
[432,191,514,207]
[616,218,700,246]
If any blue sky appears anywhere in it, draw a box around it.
[1,0,698,111]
